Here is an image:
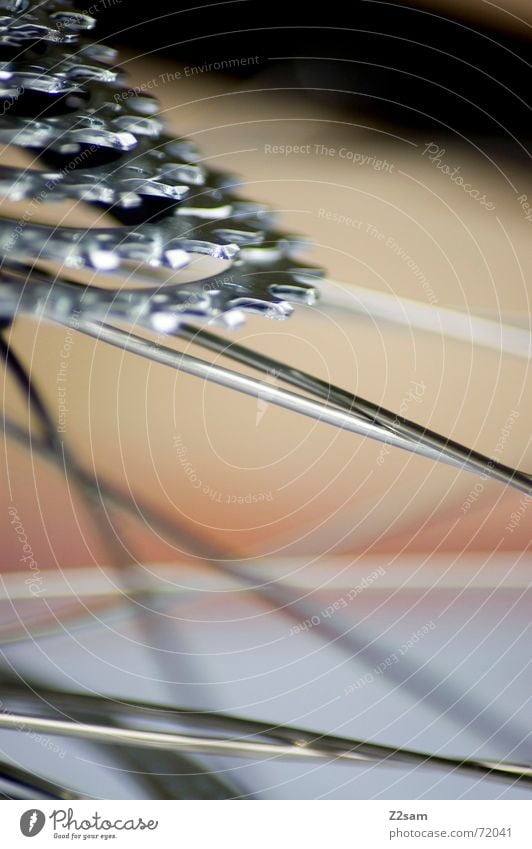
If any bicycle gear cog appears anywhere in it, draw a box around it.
[0,0,322,329]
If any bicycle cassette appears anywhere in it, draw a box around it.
[0,0,322,329]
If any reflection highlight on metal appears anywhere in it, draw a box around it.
[0,0,531,801]
[78,319,532,494]
[0,686,531,788]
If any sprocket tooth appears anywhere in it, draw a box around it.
[0,0,323,330]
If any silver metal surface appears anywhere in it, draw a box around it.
[0,696,530,787]
[0,0,320,321]
[76,319,532,494]
[0,0,531,802]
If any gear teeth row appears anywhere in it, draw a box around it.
[0,49,121,96]
[0,0,321,327]
[0,220,240,270]
[0,214,306,272]
[0,0,95,47]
